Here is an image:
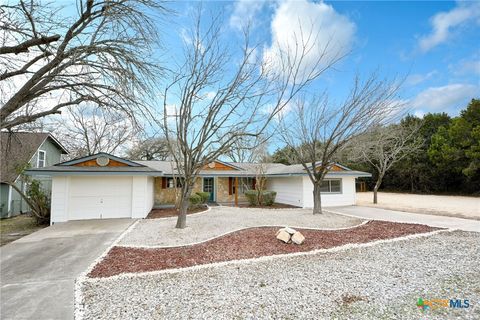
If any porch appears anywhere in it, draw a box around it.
[153,176,256,207]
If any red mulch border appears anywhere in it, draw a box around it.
[89,221,440,278]
[237,203,300,209]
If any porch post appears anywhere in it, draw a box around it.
[234,177,238,206]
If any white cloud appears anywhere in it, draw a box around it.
[229,0,265,31]
[406,70,438,86]
[414,110,426,118]
[418,2,480,53]
[411,83,478,111]
[263,0,356,81]
[451,55,480,76]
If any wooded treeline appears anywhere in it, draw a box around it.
[271,99,480,195]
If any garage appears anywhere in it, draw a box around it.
[68,176,133,220]
[27,153,162,224]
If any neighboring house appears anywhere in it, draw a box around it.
[0,132,68,218]
[26,152,371,224]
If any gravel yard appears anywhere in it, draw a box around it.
[90,221,438,278]
[79,230,480,319]
[356,192,480,220]
[120,206,363,247]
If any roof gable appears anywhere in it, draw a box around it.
[0,132,67,183]
[201,160,243,171]
[58,153,144,167]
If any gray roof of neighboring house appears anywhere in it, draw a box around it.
[1,132,68,183]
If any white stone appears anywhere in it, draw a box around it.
[276,230,291,243]
[291,232,305,245]
[284,227,297,235]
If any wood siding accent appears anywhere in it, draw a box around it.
[330,164,345,171]
[73,159,129,167]
[202,161,239,171]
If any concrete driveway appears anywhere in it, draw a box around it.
[0,219,134,320]
[328,206,480,232]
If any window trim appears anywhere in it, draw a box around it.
[37,150,46,168]
[320,179,342,194]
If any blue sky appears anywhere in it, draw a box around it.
[160,0,479,118]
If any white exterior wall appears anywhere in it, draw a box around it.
[51,176,69,224]
[266,176,304,207]
[302,175,356,208]
[50,175,154,223]
[131,176,154,218]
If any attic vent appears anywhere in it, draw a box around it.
[208,162,215,168]
[96,156,110,167]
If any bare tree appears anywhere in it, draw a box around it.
[225,135,269,163]
[54,105,136,158]
[160,9,344,228]
[278,74,403,214]
[0,0,166,129]
[346,123,423,204]
[126,136,170,160]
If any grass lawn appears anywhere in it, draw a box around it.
[0,215,45,246]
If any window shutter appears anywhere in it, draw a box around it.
[162,177,167,189]
[252,178,256,190]
[228,177,233,195]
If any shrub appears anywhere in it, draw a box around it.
[244,190,258,206]
[244,190,277,206]
[196,192,210,204]
[188,193,202,208]
[261,191,277,206]
[26,180,50,225]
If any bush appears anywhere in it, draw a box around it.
[188,193,202,208]
[26,180,50,225]
[196,192,210,204]
[261,191,277,206]
[244,190,277,206]
[244,190,258,206]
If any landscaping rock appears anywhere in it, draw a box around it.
[276,230,291,243]
[284,227,297,235]
[291,232,305,245]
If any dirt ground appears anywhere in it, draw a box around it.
[356,192,480,220]
[0,215,45,246]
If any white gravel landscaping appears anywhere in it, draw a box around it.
[119,206,363,247]
[80,230,479,320]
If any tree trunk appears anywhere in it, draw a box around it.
[312,183,322,214]
[373,175,383,204]
[7,182,40,218]
[176,186,192,229]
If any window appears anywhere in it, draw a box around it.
[320,179,342,193]
[167,177,183,188]
[37,150,46,168]
[240,177,255,194]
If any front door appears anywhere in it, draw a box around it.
[203,177,215,202]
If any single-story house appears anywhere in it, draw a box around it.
[26,152,371,224]
[0,132,68,218]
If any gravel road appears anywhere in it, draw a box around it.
[80,230,479,319]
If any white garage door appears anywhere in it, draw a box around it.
[68,176,133,220]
